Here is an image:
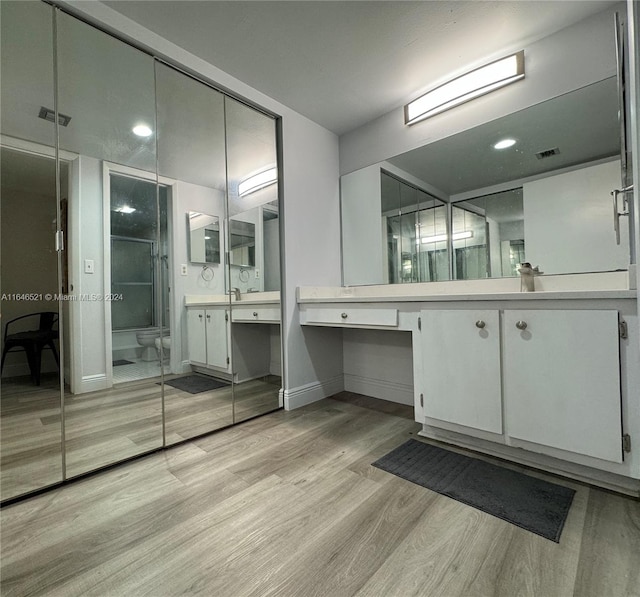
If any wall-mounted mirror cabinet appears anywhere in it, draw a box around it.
[0,1,282,503]
[342,38,633,285]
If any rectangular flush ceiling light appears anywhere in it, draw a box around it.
[405,51,525,125]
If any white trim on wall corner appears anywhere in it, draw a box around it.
[283,374,344,410]
[343,374,414,406]
[79,373,109,394]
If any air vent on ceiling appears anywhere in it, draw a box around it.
[38,107,72,127]
[535,147,560,160]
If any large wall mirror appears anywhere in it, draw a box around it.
[342,63,632,285]
[0,1,282,503]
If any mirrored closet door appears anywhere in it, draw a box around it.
[225,98,281,423]
[0,1,63,501]
[1,1,282,503]
[56,10,164,478]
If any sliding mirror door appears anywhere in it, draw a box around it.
[224,98,281,423]
[155,62,233,443]
[0,1,63,500]
[56,11,163,476]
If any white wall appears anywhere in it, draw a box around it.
[341,165,383,285]
[524,159,629,274]
[343,329,414,405]
[339,4,621,176]
[63,0,344,407]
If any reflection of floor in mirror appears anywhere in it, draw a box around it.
[0,373,63,501]
[112,358,163,384]
[1,372,281,502]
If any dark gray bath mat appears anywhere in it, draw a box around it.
[372,439,575,542]
[163,375,230,394]
[112,359,134,366]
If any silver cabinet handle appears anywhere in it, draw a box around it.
[253,311,258,317]
[516,321,527,330]
[341,312,348,319]
[475,320,485,329]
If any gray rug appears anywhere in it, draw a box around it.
[372,439,575,542]
[163,374,230,394]
[112,359,134,366]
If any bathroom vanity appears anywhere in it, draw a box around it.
[298,271,639,495]
[185,292,281,384]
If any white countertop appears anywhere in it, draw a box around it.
[297,271,636,303]
[185,291,280,306]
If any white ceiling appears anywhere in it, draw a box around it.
[102,0,618,135]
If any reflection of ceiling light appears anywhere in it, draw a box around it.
[405,51,525,125]
[132,124,153,137]
[115,206,136,214]
[494,138,517,149]
[238,167,277,197]
[417,230,473,244]
[204,236,211,240]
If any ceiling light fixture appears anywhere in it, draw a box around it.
[132,124,153,138]
[494,138,517,149]
[114,205,136,214]
[238,167,277,197]
[405,51,525,125]
[417,230,474,245]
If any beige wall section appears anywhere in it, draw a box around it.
[0,175,59,377]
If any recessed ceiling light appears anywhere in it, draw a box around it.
[493,138,517,149]
[132,124,153,138]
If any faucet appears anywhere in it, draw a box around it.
[231,287,241,301]
[518,262,543,292]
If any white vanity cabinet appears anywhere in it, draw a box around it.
[419,308,623,463]
[503,309,622,463]
[420,310,502,434]
[187,307,230,372]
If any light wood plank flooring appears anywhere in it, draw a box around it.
[1,373,280,501]
[1,392,639,597]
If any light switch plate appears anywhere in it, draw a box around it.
[255,268,260,278]
[84,259,94,274]
[181,264,188,276]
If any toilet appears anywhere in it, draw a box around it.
[135,328,169,362]
[154,335,171,361]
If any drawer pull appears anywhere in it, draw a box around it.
[516,321,528,330]
[253,311,258,317]
[341,312,348,319]
[475,320,485,329]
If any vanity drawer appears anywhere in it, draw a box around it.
[300,306,398,328]
[231,306,280,323]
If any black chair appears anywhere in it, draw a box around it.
[1,312,60,385]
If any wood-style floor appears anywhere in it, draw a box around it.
[1,392,639,597]
[1,373,280,501]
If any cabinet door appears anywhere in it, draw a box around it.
[187,309,206,365]
[421,310,502,434]
[206,309,229,370]
[503,310,622,463]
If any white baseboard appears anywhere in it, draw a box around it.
[344,373,413,406]
[284,375,344,410]
[278,388,284,408]
[77,373,109,394]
